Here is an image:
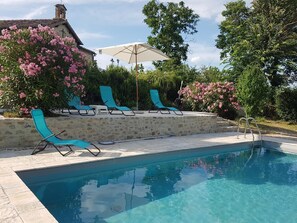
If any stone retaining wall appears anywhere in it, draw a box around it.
[0,113,217,150]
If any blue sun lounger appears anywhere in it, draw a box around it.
[31,109,100,156]
[99,86,135,116]
[149,89,183,115]
[65,95,95,116]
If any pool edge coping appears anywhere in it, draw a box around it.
[0,134,296,223]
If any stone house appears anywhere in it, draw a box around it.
[0,4,96,63]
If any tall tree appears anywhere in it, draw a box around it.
[216,0,251,80]
[216,0,297,86]
[143,0,199,69]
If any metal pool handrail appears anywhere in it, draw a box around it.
[237,116,263,148]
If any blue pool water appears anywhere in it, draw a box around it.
[18,146,297,223]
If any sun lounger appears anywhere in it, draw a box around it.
[65,95,95,116]
[99,85,135,116]
[149,89,183,115]
[31,109,101,156]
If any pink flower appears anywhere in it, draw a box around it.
[49,39,58,46]
[68,64,78,73]
[1,25,87,109]
[40,61,47,67]
[9,25,17,30]
[63,37,75,44]
[1,76,10,81]
[63,56,72,62]
[0,46,5,53]
[25,51,31,59]
[0,29,11,40]
[20,107,29,114]
[64,82,71,87]
[17,38,26,44]
[19,62,41,77]
[180,81,239,113]
[19,92,26,99]
[219,102,223,108]
[71,77,79,84]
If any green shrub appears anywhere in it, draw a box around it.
[103,65,137,108]
[140,69,182,108]
[275,88,297,122]
[82,63,103,104]
[83,63,222,110]
[236,65,269,117]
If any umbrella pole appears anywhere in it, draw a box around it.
[135,52,139,110]
[136,67,139,110]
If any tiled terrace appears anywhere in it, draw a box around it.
[0,132,297,222]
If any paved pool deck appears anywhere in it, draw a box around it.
[0,132,296,223]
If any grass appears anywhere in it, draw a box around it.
[237,117,297,136]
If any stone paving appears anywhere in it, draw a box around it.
[0,132,296,223]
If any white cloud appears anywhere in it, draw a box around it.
[0,0,52,5]
[188,43,221,67]
[64,0,145,4]
[0,5,49,20]
[0,0,145,6]
[23,6,48,19]
[160,0,252,23]
[0,16,14,20]
[77,31,110,40]
[95,54,125,70]
[159,0,227,21]
[215,13,225,23]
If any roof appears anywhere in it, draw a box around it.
[78,46,96,56]
[0,18,83,45]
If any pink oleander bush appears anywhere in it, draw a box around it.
[180,82,240,119]
[0,25,86,116]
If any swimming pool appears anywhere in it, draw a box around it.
[17,143,297,223]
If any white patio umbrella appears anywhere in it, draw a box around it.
[97,42,170,110]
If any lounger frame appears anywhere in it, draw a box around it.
[31,109,101,156]
[149,89,183,116]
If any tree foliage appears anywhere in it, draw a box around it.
[216,0,297,86]
[236,65,270,117]
[196,66,227,83]
[275,87,297,122]
[143,0,199,68]
[140,69,181,103]
[100,65,136,108]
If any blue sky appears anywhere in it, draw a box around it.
[0,0,251,70]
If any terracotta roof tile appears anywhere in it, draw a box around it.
[0,19,64,29]
[0,19,83,45]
